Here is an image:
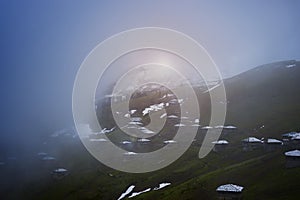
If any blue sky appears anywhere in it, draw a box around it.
[0,0,299,145]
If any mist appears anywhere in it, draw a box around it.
[0,1,299,198]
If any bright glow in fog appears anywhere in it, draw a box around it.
[95,48,205,100]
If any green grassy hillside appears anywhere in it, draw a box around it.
[4,60,300,200]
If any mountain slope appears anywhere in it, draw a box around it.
[224,60,300,137]
[3,60,300,200]
[131,60,300,200]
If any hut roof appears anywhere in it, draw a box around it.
[242,137,263,143]
[212,140,229,145]
[267,138,283,144]
[53,168,68,173]
[216,184,244,193]
[285,150,300,157]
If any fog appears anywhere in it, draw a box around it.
[0,1,299,196]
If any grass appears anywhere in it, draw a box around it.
[3,60,300,200]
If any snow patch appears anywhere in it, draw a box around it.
[212,140,229,145]
[139,127,155,134]
[224,125,237,129]
[167,115,179,119]
[174,123,186,127]
[286,64,296,68]
[53,168,68,173]
[89,138,108,142]
[160,113,167,119]
[203,83,221,93]
[128,121,143,125]
[130,110,137,115]
[142,103,164,116]
[42,156,56,161]
[121,141,132,145]
[201,126,213,129]
[118,185,135,200]
[138,138,151,142]
[128,188,151,198]
[164,140,177,144]
[154,183,171,190]
[123,152,137,155]
[37,152,47,156]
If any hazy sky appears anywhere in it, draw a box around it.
[0,1,299,145]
